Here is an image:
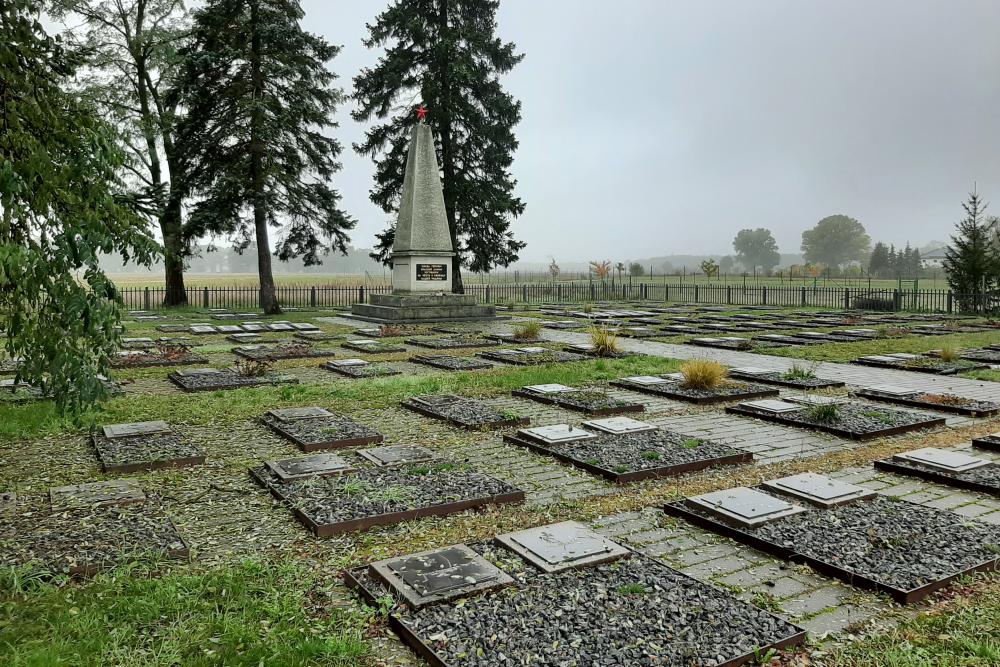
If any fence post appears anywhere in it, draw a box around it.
[202,287,209,309]
[892,289,901,311]
[310,286,317,308]
[726,286,731,304]
[143,287,150,311]
[843,288,850,309]
[761,286,767,306]
[665,284,669,302]
[590,284,595,300]
[694,285,699,302]
[557,284,562,302]
[641,283,647,300]
[358,286,366,304]
[801,286,806,306]
[522,285,528,303]
[947,291,953,314]
[485,285,491,303]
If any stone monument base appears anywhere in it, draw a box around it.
[350,293,503,324]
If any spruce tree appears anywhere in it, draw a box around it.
[943,190,997,311]
[1,1,157,412]
[868,242,890,278]
[353,0,526,293]
[172,0,354,314]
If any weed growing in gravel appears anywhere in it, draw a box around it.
[681,438,702,449]
[751,591,782,613]
[641,450,661,461]
[588,326,621,357]
[616,583,648,596]
[807,403,841,423]
[512,320,542,341]
[782,363,816,381]
[679,360,728,390]
[233,358,273,377]
[861,410,895,424]
[938,345,960,362]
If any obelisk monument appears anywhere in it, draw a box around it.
[351,109,498,323]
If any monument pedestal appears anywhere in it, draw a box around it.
[351,293,500,324]
[349,119,503,324]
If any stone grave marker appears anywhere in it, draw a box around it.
[894,447,991,473]
[50,479,146,508]
[623,375,671,385]
[175,368,224,377]
[866,384,918,397]
[524,383,575,394]
[370,544,514,608]
[519,424,597,445]
[102,420,171,439]
[268,407,334,421]
[785,395,848,406]
[582,416,656,434]
[687,487,806,528]
[265,453,353,481]
[731,366,773,376]
[190,325,217,334]
[328,358,369,367]
[763,472,875,508]
[496,520,630,573]
[741,399,803,413]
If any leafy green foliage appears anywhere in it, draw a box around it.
[732,228,781,273]
[801,215,871,269]
[352,0,525,291]
[173,0,354,313]
[0,1,157,414]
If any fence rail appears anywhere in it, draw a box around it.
[118,283,984,314]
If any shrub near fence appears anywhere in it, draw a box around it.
[118,283,981,314]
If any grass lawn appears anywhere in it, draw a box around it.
[0,560,371,667]
[824,575,1000,667]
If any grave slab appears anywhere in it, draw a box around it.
[762,472,875,508]
[581,416,657,434]
[265,453,353,481]
[496,521,630,573]
[687,487,807,528]
[357,444,436,467]
[50,479,146,509]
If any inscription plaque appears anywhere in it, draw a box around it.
[415,263,448,281]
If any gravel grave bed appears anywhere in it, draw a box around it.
[931,348,1000,363]
[855,388,1000,417]
[511,388,644,416]
[294,331,340,342]
[355,326,430,338]
[91,430,205,473]
[486,334,545,344]
[405,335,496,349]
[505,428,750,483]
[259,411,383,452]
[111,350,209,368]
[611,377,778,405]
[342,340,407,354]
[686,337,784,351]
[477,349,588,366]
[346,540,804,667]
[232,344,338,361]
[728,370,845,390]
[320,361,401,378]
[852,356,989,375]
[410,355,494,371]
[973,433,1000,452]
[0,381,42,404]
[665,493,1000,603]
[402,394,529,429]
[0,358,22,374]
[540,321,587,330]
[874,455,1000,497]
[251,463,524,536]
[168,368,299,392]
[726,401,945,440]
[0,496,189,575]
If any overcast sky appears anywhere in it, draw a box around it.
[308,0,1000,262]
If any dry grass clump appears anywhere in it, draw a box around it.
[378,324,404,337]
[588,326,620,357]
[937,345,959,362]
[679,359,728,390]
[512,320,542,341]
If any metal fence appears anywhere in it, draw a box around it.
[118,283,981,314]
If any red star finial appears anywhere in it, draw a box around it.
[416,105,428,121]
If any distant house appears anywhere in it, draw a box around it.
[921,247,949,268]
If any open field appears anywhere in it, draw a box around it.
[108,271,950,290]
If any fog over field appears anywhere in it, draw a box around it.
[307,0,1000,263]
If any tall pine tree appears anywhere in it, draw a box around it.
[868,242,891,278]
[172,0,354,314]
[943,190,998,311]
[353,0,525,293]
